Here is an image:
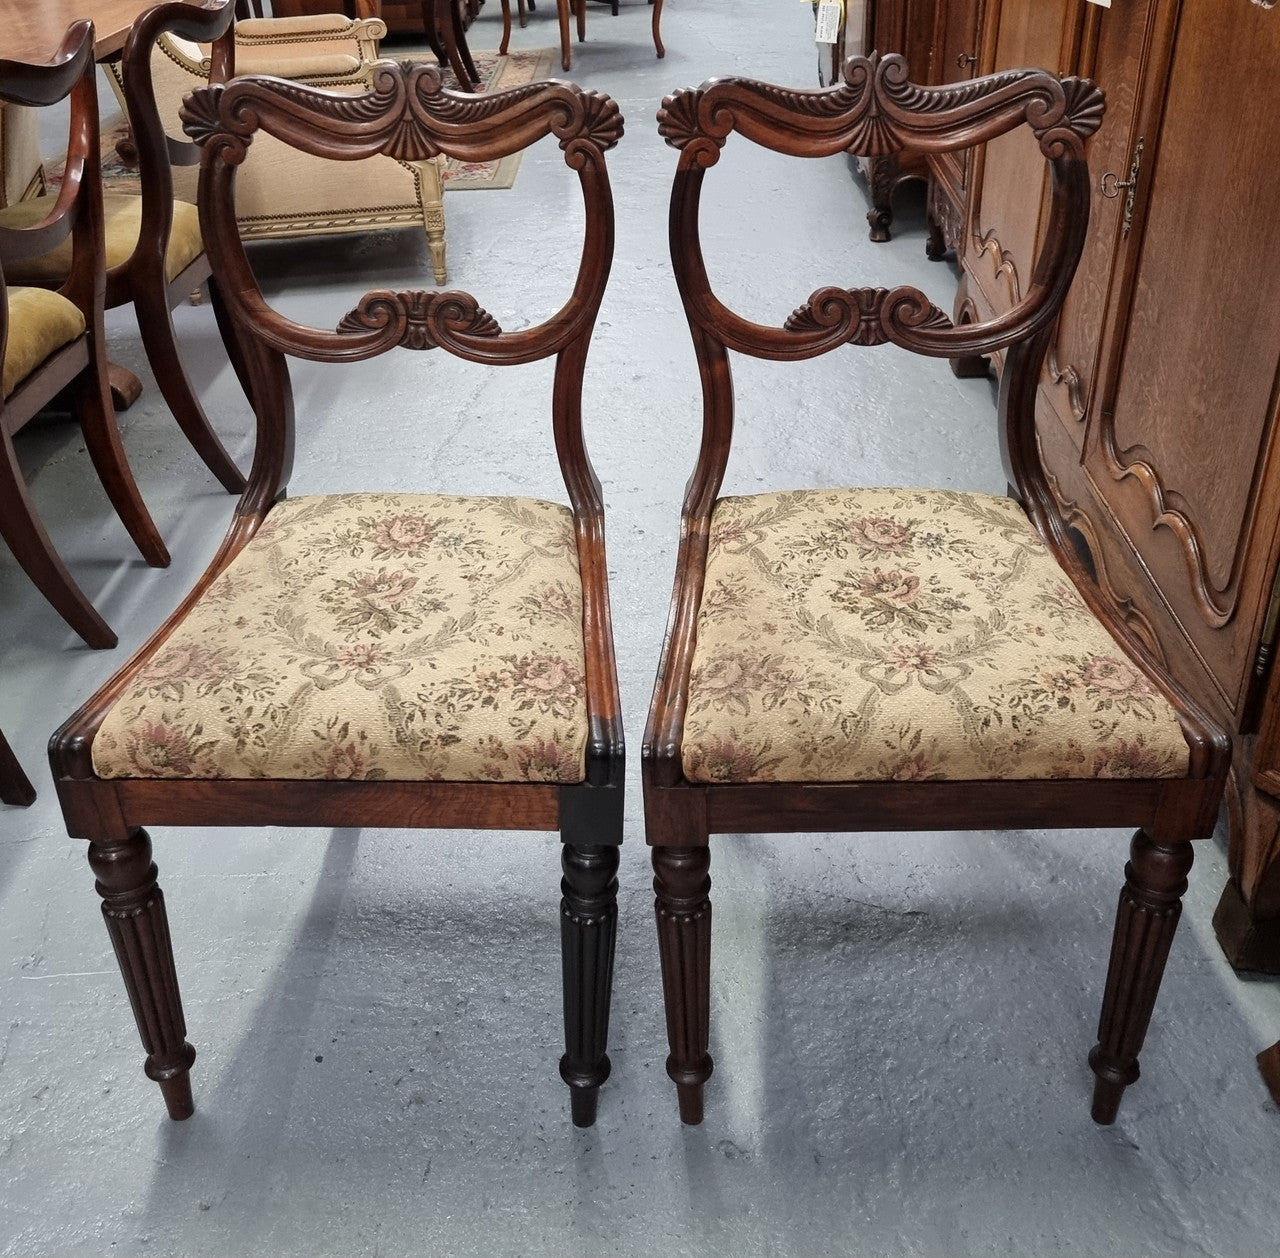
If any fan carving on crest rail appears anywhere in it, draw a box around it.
[658,53,1106,162]
[337,291,502,351]
[784,287,953,348]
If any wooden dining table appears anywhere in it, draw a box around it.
[0,0,206,62]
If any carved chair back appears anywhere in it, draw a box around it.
[184,62,617,518]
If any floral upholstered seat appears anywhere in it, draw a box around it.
[682,488,1188,784]
[94,493,589,783]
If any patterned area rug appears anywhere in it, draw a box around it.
[47,48,556,197]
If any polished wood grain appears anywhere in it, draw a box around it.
[959,0,1280,970]
[49,58,625,1126]
[644,53,1229,1129]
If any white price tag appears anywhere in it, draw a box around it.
[815,0,843,44]
[1085,0,1111,8]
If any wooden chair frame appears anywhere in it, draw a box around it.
[105,0,246,495]
[642,55,1230,1127]
[0,21,168,650]
[50,57,624,1129]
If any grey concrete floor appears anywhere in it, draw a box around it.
[4,3,1280,1255]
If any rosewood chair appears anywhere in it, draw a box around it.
[644,55,1230,1127]
[50,59,625,1127]
[0,0,246,496]
[0,22,169,650]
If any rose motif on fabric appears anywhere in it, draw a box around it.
[508,654,584,716]
[123,721,215,778]
[324,567,423,635]
[515,736,582,782]
[858,569,920,602]
[1081,656,1148,695]
[683,734,782,783]
[138,643,237,698]
[370,513,437,554]
[1090,739,1171,779]
[848,516,912,552]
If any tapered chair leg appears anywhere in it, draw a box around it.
[0,432,117,648]
[0,727,35,806]
[74,356,170,568]
[89,828,197,1120]
[653,843,713,1124]
[499,0,513,53]
[1089,828,1194,1124]
[575,0,587,43]
[559,842,619,1127]
[652,0,665,59]
[133,284,245,494]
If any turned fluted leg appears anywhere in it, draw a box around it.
[653,844,712,1124]
[89,828,196,1120]
[1089,828,1194,1124]
[560,842,619,1127]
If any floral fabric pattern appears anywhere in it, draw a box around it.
[681,488,1189,784]
[94,493,589,783]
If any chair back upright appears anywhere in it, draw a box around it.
[0,22,102,321]
[113,0,236,297]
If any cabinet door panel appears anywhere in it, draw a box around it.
[1089,0,1280,712]
[965,0,1077,314]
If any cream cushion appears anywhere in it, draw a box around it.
[93,493,590,783]
[0,193,202,285]
[2,286,85,398]
[681,488,1189,784]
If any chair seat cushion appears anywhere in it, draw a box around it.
[2,286,85,398]
[93,493,590,783]
[0,194,202,285]
[681,488,1189,784]
[233,50,365,78]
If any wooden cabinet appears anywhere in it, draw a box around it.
[957,0,1280,970]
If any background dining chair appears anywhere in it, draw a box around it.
[115,3,449,284]
[500,0,664,72]
[0,0,246,496]
[49,50,625,1128]
[0,20,169,651]
[643,55,1230,1127]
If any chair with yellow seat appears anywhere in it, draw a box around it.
[643,55,1230,1127]
[1,0,246,496]
[1,21,169,650]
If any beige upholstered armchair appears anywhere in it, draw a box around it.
[105,10,447,282]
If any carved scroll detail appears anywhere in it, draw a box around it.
[659,55,1103,163]
[337,290,501,351]
[784,286,953,348]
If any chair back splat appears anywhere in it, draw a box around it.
[49,57,624,1129]
[643,54,1229,1127]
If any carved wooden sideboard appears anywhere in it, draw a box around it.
[950,0,1280,970]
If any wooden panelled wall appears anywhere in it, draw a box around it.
[850,0,1280,971]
